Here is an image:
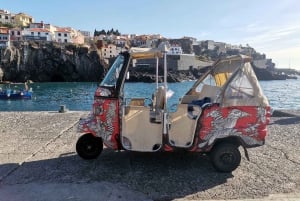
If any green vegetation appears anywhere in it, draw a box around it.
[94,28,121,36]
[0,22,15,28]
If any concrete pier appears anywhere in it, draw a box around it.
[0,111,299,201]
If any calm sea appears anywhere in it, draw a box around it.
[0,79,299,111]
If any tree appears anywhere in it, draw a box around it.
[94,29,107,36]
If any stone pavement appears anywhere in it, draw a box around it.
[0,111,299,201]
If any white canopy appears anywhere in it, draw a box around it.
[129,47,163,59]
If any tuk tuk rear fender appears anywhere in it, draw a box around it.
[196,104,271,151]
[78,98,120,150]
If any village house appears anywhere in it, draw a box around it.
[202,40,216,50]
[131,35,148,47]
[214,42,227,54]
[114,35,128,47]
[0,26,10,48]
[100,44,122,58]
[23,27,52,41]
[71,29,84,45]
[14,12,34,27]
[28,22,84,44]
[9,28,22,41]
[29,21,56,33]
[0,9,14,24]
[167,45,183,55]
[54,27,72,43]
[253,59,274,70]
[79,30,91,39]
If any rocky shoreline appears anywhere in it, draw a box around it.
[0,41,297,83]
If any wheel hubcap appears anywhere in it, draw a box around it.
[85,143,95,153]
[221,153,234,164]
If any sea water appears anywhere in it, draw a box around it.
[0,79,299,111]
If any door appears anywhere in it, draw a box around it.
[121,98,163,152]
[168,104,199,147]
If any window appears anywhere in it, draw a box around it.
[11,31,15,36]
[38,32,40,35]
[5,16,8,19]
[100,55,125,87]
[58,33,61,36]
[64,39,67,43]
[31,32,34,35]
[17,31,20,35]
[45,33,48,35]
[64,33,67,37]
[196,74,216,92]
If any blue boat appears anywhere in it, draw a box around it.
[0,88,32,99]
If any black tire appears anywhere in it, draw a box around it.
[76,134,103,160]
[210,143,241,172]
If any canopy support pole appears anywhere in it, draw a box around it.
[156,57,159,89]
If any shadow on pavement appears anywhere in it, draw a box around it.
[273,116,300,125]
[0,150,232,200]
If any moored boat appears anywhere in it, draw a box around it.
[0,88,32,99]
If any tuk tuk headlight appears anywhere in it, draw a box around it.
[95,87,111,97]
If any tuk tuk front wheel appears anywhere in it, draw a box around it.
[76,134,103,160]
[210,143,241,173]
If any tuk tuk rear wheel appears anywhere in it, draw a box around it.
[76,134,103,160]
[210,143,241,172]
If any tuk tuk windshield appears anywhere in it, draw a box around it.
[100,55,125,87]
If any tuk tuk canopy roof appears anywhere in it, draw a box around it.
[212,55,252,86]
[129,47,163,59]
[188,55,269,107]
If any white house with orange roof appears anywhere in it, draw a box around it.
[54,27,84,44]
[23,27,52,41]
[29,21,56,33]
[54,27,72,43]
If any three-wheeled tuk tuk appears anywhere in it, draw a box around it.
[76,47,271,172]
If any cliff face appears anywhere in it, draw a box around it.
[0,41,105,82]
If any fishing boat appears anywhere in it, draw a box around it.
[0,88,32,99]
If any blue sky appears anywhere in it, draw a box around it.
[3,0,300,69]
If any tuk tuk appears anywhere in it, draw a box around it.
[76,47,271,172]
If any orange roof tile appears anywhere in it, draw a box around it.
[29,28,50,32]
[55,27,71,33]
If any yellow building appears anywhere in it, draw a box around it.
[14,12,34,27]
